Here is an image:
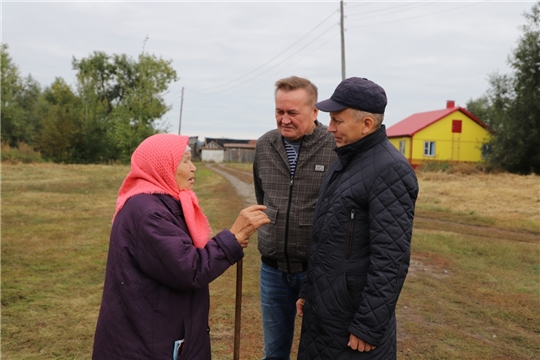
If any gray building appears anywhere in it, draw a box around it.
[224,142,256,163]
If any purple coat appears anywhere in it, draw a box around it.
[92,194,243,359]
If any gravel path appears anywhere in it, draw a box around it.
[205,163,257,206]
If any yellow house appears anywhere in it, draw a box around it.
[386,101,492,168]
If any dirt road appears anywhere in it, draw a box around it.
[205,163,256,206]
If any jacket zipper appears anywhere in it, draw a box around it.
[283,140,302,274]
[284,176,294,273]
[346,209,355,259]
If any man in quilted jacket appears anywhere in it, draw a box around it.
[296,77,418,359]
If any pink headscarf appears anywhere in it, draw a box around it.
[113,134,211,248]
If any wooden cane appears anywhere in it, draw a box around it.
[233,258,243,360]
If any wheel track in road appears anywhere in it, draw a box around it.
[205,163,256,207]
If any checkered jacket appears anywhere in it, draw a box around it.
[253,121,337,273]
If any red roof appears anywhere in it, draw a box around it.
[386,106,489,138]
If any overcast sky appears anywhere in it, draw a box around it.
[3,1,535,140]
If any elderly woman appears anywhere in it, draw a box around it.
[92,134,269,359]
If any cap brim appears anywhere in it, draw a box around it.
[315,98,348,112]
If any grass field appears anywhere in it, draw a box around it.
[1,162,539,359]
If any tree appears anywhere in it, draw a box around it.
[1,45,48,148]
[37,78,82,162]
[1,46,178,163]
[467,2,540,174]
[38,77,115,163]
[1,44,25,146]
[72,51,178,162]
[16,74,47,146]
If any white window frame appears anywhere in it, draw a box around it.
[399,140,406,155]
[423,141,435,157]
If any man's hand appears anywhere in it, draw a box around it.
[296,298,305,317]
[348,333,376,352]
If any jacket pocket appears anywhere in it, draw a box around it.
[340,272,356,310]
[264,206,278,224]
[321,273,356,324]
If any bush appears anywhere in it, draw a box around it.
[1,142,44,164]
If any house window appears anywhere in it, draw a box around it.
[423,141,435,157]
[399,140,406,155]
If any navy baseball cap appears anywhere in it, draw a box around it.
[315,77,387,114]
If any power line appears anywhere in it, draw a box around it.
[209,9,338,91]
[207,3,474,96]
[346,2,428,18]
[206,22,339,95]
[345,2,380,10]
[179,31,339,105]
[347,3,480,29]
[166,8,341,101]
[166,3,476,103]
[199,32,340,100]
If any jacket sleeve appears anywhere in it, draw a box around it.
[133,209,244,291]
[348,163,418,345]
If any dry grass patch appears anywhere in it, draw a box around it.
[398,170,540,359]
[416,171,540,230]
[2,163,539,359]
[2,163,127,359]
[399,229,539,359]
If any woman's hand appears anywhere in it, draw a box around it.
[230,205,270,247]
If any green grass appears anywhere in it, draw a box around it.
[1,163,539,359]
[1,164,125,359]
[398,227,539,359]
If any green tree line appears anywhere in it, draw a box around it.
[466,2,540,174]
[1,46,178,163]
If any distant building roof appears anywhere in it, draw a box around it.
[224,143,256,149]
[386,104,489,138]
[204,137,253,147]
[201,141,224,150]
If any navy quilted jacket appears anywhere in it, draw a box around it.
[298,126,418,359]
[92,194,244,359]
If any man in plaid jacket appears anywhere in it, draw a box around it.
[253,76,336,359]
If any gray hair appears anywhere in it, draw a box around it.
[352,109,384,128]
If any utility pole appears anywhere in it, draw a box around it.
[340,0,346,80]
[178,87,184,135]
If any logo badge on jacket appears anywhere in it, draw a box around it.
[314,164,326,172]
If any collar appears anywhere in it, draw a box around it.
[155,193,183,217]
[335,125,387,166]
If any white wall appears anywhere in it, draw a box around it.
[201,149,224,163]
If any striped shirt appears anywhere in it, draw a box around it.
[284,138,301,176]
